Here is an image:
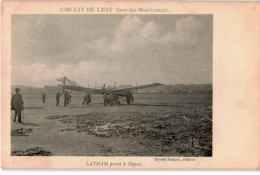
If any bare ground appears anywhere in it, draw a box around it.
[11,93,212,156]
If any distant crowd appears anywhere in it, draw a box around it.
[11,84,134,123]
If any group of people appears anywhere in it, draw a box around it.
[56,91,71,107]
[103,92,120,106]
[10,88,85,123]
[83,93,91,105]
[11,85,133,122]
[102,84,134,106]
[102,84,127,106]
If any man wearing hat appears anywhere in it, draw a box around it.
[11,88,24,123]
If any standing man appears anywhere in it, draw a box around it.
[42,92,46,103]
[11,88,24,123]
[102,84,108,106]
[109,93,114,106]
[103,93,108,106]
[64,91,69,107]
[56,91,62,107]
[102,84,106,93]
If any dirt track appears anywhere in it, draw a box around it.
[11,93,212,156]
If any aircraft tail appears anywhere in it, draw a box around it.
[56,77,81,87]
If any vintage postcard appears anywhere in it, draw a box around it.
[1,1,260,169]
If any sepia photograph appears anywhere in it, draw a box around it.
[2,1,259,169]
[10,14,212,157]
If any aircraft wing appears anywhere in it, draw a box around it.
[60,85,103,94]
[56,77,163,94]
[112,83,163,93]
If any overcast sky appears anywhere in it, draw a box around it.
[12,15,212,87]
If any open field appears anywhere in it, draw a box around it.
[11,93,212,156]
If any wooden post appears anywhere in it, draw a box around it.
[63,77,65,94]
[136,82,137,93]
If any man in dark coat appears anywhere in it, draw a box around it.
[11,88,24,123]
[102,84,106,94]
[64,91,69,106]
[56,92,62,107]
[42,92,46,103]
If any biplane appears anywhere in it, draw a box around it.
[56,77,163,105]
